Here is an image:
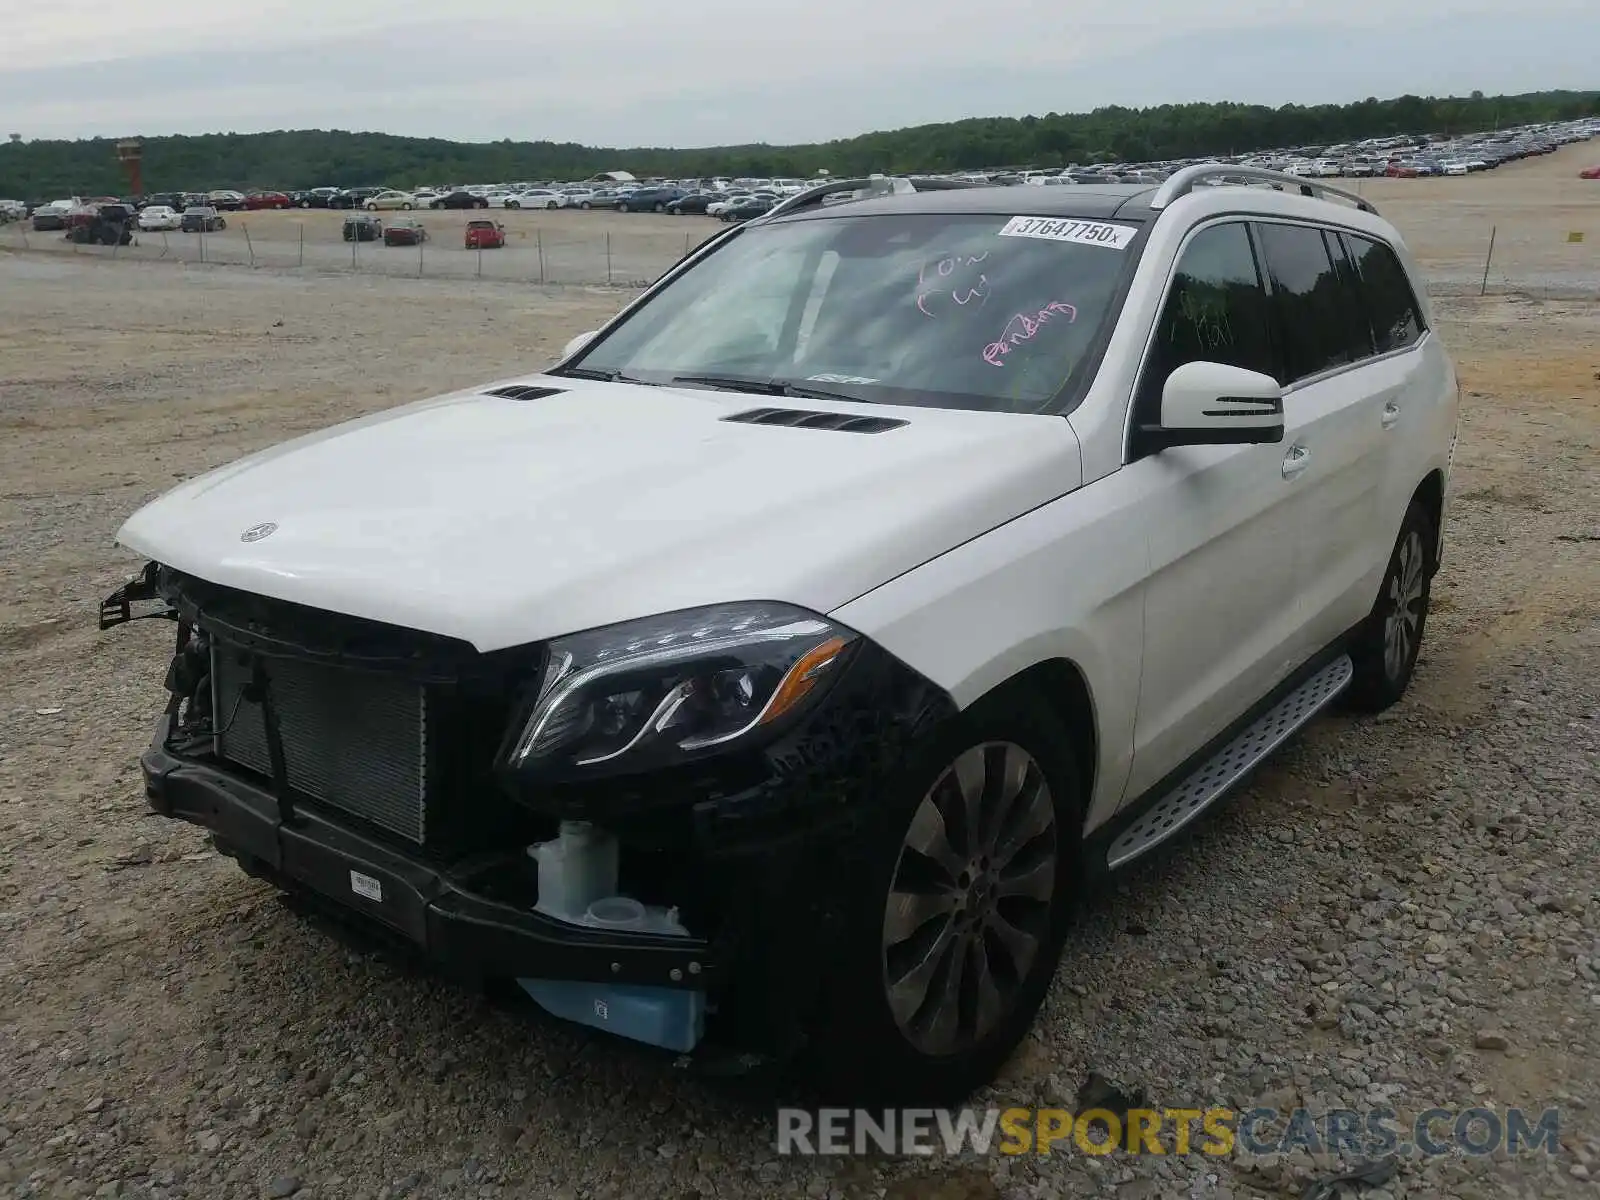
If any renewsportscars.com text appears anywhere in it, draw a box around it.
[776,1106,1562,1158]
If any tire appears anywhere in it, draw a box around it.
[546,201,558,210]
[402,202,413,210]
[1342,499,1436,712]
[216,219,226,230]
[580,201,591,210]
[506,201,519,209]
[430,201,441,210]
[366,202,377,211]
[807,690,1080,1104]
[654,202,666,213]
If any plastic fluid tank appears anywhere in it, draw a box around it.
[516,978,706,1053]
[529,821,618,922]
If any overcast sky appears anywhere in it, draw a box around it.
[2,0,1597,146]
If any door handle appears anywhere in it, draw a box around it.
[1281,444,1310,478]
[1381,402,1401,429]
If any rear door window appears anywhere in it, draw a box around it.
[1345,234,1427,353]
[1254,222,1358,384]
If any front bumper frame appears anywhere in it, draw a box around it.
[141,715,716,991]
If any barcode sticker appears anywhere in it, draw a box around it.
[997,216,1137,249]
[350,870,383,902]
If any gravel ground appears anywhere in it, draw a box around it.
[1,149,1598,1200]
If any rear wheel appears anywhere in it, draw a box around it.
[810,692,1079,1104]
[580,201,591,209]
[654,202,666,213]
[1343,500,1436,712]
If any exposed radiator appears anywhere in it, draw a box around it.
[212,647,428,842]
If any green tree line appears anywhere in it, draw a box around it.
[3,89,1596,198]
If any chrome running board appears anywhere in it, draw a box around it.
[1106,655,1354,870]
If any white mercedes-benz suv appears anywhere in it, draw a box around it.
[102,167,1459,1101]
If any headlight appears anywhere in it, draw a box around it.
[507,602,857,778]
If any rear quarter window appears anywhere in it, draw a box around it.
[1345,234,1428,353]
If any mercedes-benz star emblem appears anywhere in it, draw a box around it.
[240,522,278,543]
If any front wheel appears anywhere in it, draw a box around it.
[402,202,413,210]
[216,219,226,230]
[809,693,1079,1104]
[579,201,591,209]
[1343,499,1436,712]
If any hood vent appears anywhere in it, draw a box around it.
[723,406,906,434]
[483,384,567,401]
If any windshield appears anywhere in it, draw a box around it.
[566,211,1140,413]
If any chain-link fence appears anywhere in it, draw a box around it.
[0,211,725,286]
[1,209,1593,295]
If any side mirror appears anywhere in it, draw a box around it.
[1140,360,1285,452]
[561,330,598,359]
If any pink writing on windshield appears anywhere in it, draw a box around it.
[981,302,1078,366]
[915,252,989,317]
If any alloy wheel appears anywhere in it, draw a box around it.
[882,742,1057,1056]
[1383,529,1426,680]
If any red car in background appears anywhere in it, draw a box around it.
[244,191,291,210]
[383,218,428,246]
[464,219,506,249]
[1580,165,1600,180]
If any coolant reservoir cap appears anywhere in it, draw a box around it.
[585,897,646,928]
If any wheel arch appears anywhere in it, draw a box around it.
[1411,469,1445,570]
[968,657,1098,822]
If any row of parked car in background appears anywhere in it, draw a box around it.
[5,117,1595,240]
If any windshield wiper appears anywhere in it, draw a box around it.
[556,366,659,385]
[670,373,864,405]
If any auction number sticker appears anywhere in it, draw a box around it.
[349,870,383,902]
[997,216,1137,249]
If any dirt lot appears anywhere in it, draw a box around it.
[1,145,1598,1200]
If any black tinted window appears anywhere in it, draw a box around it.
[1327,233,1377,360]
[1347,235,1426,353]
[1256,222,1357,383]
[1142,223,1276,402]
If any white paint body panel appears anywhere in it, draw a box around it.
[116,379,1082,652]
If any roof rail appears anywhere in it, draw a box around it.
[759,175,986,222]
[1148,164,1378,214]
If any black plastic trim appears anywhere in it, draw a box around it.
[722,407,907,434]
[142,718,717,989]
[482,385,567,401]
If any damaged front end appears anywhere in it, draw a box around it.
[102,562,954,1066]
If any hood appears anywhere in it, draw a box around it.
[116,377,1082,652]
